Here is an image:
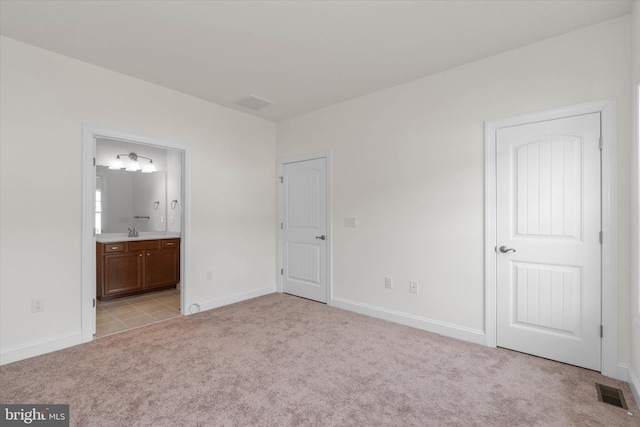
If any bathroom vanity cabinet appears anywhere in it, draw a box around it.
[96,238,180,301]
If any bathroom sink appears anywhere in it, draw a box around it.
[96,232,181,243]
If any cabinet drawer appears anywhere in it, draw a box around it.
[104,243,125,253]
[129,240,160,251]
[161,239,180,249]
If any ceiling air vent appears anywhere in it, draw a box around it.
[234,94,276,110]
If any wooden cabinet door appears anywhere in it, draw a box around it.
[145,248,179,289]
[103,251,144,296]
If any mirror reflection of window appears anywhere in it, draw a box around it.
[95,176,102,235]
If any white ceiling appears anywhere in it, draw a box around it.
[0,0,633,122]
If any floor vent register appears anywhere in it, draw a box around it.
[595,383,628,410]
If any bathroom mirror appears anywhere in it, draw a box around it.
[96,166,167,233]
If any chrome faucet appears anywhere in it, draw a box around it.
[127,227,139,238]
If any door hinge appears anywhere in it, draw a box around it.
[599,136,603,150]
[93,298,96,308]
[280,222,283,230]
[599,231,603,244]
[279,176,283,183]
[280,268,284,275]
[93,228,97,237]
[93,157,96,166]
[600,325,603,338]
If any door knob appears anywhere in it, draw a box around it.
[315,235,326,240]
[499,246,516,253]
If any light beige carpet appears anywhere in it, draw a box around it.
[1,293,637,426]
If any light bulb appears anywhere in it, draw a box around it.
[109,155,124,170]
[126,160,141,171]
[142,160,157,173]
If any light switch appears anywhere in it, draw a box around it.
[344,217,357,227]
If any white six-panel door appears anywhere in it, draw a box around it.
[281,157,328,303]
[496,113,601,371]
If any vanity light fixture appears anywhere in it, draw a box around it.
[109,152,156,173]
[141,159,157,174]
[108,155,124,170]
[125,157,140,172]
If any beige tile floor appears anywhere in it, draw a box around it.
[95,288,181,338]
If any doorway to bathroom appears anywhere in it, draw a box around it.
[94,138,184,337]
[81,125,189,343]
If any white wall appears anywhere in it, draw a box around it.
[278,17,632,362]
[630,0,640,398]
[167,149,183,234]
[0,36,276,363]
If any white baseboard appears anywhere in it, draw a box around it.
[617,363,630,382]
[628,365,640,406]
[331,297,485,345]
[194,286,276,313]
[0,331,82,366]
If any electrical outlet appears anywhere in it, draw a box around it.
[207,271,213,281]
[385,277,393,289]
[31,298,44,313]
[409,281,418,294]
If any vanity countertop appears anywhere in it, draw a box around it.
[96,232,181,243]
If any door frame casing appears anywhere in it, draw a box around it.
[81,124,191,343]
[276,151,332,304]
[484,99,618,379]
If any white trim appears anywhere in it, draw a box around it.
[331,297,485,345]
[195,286,276,313]
[628,364,640,407]
[600,100,618,379]
[182,148,192,319]
[484,118,498,348]
[635,84,640,319]
[276,151,333,304]
[484,99,619,379]
[0,332,82,366]
[81,126,97,342]
[81,125,191,343]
